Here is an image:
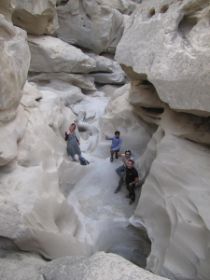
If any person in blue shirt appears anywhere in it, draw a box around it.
[106,130,122,162]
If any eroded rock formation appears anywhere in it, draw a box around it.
[56,0,124,54]
[115,0,210,279]
[1,0,210,279]
[12,0,58,35]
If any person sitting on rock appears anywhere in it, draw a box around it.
[65,123,89,165]
[124,159,139,205]
[106,130,122,162]
[114,150,133,193]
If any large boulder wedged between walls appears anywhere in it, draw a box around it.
[115,0,210,116]
[28,35,96,74]
[12,0,58,35]
[133,133,210,280]
[56,0,124,54]
[0,15,30,124]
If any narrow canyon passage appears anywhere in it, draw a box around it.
[34,80,151,266]
[65,88,151,267]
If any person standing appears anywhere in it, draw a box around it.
[106,130,122,162]
[65,123,89,165]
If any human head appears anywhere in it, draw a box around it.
[126,159,134,168]
[114,131,120,138]
[125,150,131,158]
[69,123,76,132]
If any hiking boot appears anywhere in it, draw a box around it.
[125,194,131,199]
[110,158,113,162]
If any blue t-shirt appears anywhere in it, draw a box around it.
[111,137,122,151]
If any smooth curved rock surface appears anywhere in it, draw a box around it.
[42,252,170,280]
[0,15,30,123]
[12,0,58,35]
[56,0,124,54]
[29,73,96,91]
[0,107,27,166]
[0,252,45,280]
[132,132,210,280]
[116,0,210,115]
[28,36,96,73]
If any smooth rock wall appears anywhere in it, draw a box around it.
[56,0,124,54]
[115,0,210,279]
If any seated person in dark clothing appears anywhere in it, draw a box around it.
[125,159,139,205]
[114,150,133,193]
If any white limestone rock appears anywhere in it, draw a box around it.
[87,54,126,85]
[132,132,210,280]
[0,252,45,280]
[29,73,96,91]
[0,15,30,123]
[56,0,124,54]
[116,0,210,115]
[0,106,91,259]
[0,107,28,166]
[21,81,43,108]
[101,84,155,155]
[12,0,58,35]
[28,35,96,74]
[98,0,137,14]
[42,252,170,280]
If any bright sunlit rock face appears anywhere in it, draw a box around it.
[115,0,210,280]
[1,0,210,279]
[116,0,210,115]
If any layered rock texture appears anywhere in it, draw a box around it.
[115,0,210,279]
[1,0,210,280]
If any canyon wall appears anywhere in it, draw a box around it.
[116,0,210,279]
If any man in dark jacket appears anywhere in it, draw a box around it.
[125,159,139,205]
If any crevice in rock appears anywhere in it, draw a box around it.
[141,107,164,115]
[56,0,69,7]
[160,4,169,14]
[148,8,155,18]
[178,14,198,38]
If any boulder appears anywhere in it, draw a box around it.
[116,0,210,115]
[12,0,58,35]
[42,252,170,280]
[56,0,124,54]
[29,73,96,91]
[87,54,126,85]
[28,35,96,73]
[0,252,45,280]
